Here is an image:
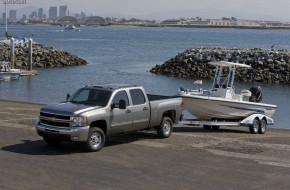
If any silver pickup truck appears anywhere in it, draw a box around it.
[36,84,183,151]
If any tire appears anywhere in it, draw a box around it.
[203,125,212,130]
[157,117,173,138]
[249,118,259,134]
[84,127,105,152]
[212,126,220,130]
[43,136,61,146]
[258,119,267,134]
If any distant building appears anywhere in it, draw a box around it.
[38,8,43,19]
[209,19,231,26]
[9,10,17,22]
[81,12,86,20]
[49,6,57,20]
[59,5,67,17]
[161,19,181,25]
[2,13,6,24]
[237,20,260,27]
[29,11,37,20]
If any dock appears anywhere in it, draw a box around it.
[20,70,38,76]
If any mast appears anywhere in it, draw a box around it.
[5,0,8,37]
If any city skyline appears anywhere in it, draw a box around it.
[2,0,290,21]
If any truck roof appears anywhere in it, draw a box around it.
[87,84,140,91]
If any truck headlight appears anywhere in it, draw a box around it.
[73,116,87,126]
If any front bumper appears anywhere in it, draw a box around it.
[36,121,90,142]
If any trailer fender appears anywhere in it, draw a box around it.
[240,114,274,126]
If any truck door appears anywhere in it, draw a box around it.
[129,89,150,130]
[109,90,132,134]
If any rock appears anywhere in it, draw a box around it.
[150,47,290,84]
[0,41,88,69]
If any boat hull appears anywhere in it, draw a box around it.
[0,72,11,80]
[182,95,276,120]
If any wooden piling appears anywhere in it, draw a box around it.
[28,38,33,71]
[10,38,14,69]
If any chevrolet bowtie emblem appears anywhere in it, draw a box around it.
[49,117,56,122]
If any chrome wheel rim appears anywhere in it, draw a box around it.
[261,121,266,132]
[90,132,102,149]
[163,121,171,135]
[254,120,259,133]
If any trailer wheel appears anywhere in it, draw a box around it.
[203,125,212,130]
[157,117,173,138]
[258,119,267,134]
[84,127,105,152]
[249,118,259,134]
[212,126,220,130]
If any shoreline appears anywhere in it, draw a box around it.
[4,23,290,30]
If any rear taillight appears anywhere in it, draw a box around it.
[180,101,185,111]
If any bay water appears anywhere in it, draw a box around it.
[0,25,289,128]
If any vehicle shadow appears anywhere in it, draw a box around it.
[1,132,159,156]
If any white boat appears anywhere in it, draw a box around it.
[0,61,20,80]
[179,61,277,120]
[64,25,80,32]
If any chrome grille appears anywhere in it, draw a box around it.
[40,112,72,128]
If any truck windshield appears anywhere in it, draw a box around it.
[68,88,112,107]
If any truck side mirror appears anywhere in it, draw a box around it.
[119,99,126,109]
[66,93,70,101]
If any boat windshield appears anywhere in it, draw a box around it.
[67,88,112,107]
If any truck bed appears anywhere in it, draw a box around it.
[147,94,178,101]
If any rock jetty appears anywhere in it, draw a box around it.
[0,42,87,69]
[150,47,290,84]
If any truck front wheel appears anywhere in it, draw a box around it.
[84,127,105,152]
[157,117,173,138]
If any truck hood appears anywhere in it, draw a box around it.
[40,102,100,116]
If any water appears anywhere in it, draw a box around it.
[0,25,289,129]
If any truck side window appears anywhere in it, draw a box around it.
[112,91,129,107]
[130,89,146,105]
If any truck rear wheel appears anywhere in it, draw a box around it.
[157,117,173,138]
[84,127,105,152]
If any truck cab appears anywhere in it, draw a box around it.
[36,84,183,152]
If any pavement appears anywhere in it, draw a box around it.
[1,100,290,190]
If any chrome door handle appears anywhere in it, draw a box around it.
[143,107,148,111]
[126,110,131,114]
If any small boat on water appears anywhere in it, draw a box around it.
[0,37,28,44]
[179,61,277,120]
[0,61,20,81]
[64,25,80,32]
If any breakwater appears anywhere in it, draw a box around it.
[150,48,290,84]
[0,42,87,69]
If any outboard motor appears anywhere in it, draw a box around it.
[249,86,263,103]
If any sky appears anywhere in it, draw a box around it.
[2,0,290,21]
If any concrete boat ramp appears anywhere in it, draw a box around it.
[0,99,290,189]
